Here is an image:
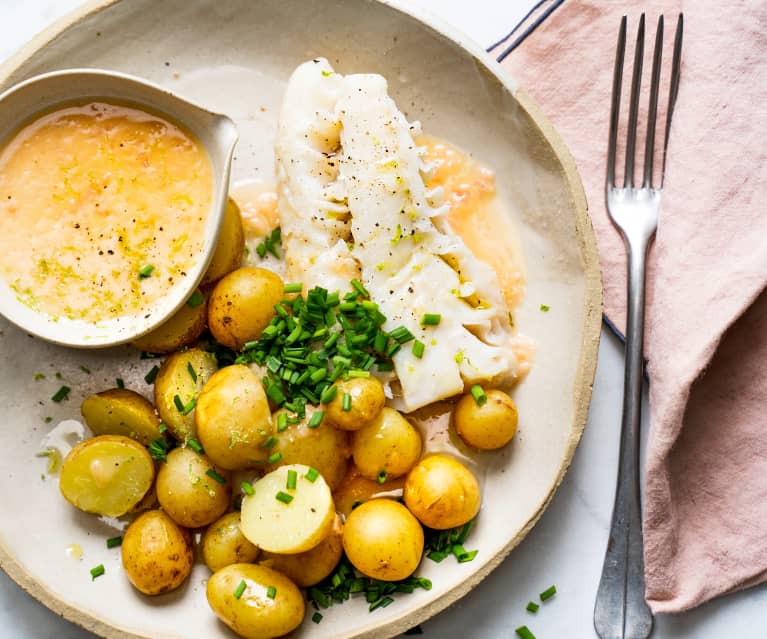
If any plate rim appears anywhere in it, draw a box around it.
[0,1,603,638]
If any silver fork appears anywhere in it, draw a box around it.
[594,13,683,639]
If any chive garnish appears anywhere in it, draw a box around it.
[369,596,394,611]
[262,436,278,449]
[275,491,293,504]
[284,283,302,294]
[515,627,536,639]
[206,468,227,485]
[376,470,388,484]
[540,304,550,312]
[116,378,125,388]
[138,264,155,279]
[234,580,247,599]
[305,467,320,482]
[389,326,414,344]
[422,313,441,326]
[286,469,298,490]
[90,564,105,580]
[342,393,352,412]
[144,365,159,384]
[173,394,185,412]
[308,411,324,428]
[539,585,557,601]
[148,438,169,462]
[51,386,71,402]
[79,365,91,374]
[268,452,282,464]
[266,585,277,599]
[187,439,204,454]
[526,601,539,613]
[470,385,487,406]
[412,340,425,359]
[320,385,337,404]
[312,612,323,624]
[276,412,288,432]
[187,290,204,307]
[187,362,197,382]
[347,369,370,378]
[241,481,255,496]
[350,279,370,298]
[33,373,45,381]
[106,536,122,549]
[158,423,167,433]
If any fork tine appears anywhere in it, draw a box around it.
[661,13,684,184]
[606,16,627,189]
[624,14,645,188]
[642,16,664,188]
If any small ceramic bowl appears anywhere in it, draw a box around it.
[0,68,238,348]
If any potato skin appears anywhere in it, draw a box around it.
[201,512,260,572]
[403,454,481,530]
[195,364,272,470]
[201,197,245,286]
[326,377,385,431]
[156,446,231,528]
[266,407,350,490]
[343,499,423,581]
[208,267,283,350]
[454,389,518,450]
[351,408,422,481]
[333,467,405,518]
[130,289,208,354]
[154,349,218,443]
[259,514,343,587]
[206,563,305,639]
[80,388,162,446]
[122,510,193,595]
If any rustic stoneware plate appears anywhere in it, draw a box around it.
[0,1,602,638]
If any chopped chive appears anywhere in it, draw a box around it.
[173,394,185,412]
[268,452,282,464]
[389,326,415,344]
[33,373,45,381]
[456,549,479,563]
[144,365,159,384]
[286,469,298,490]
[241,481,255,496]
[51,386,71,402]
[412,340,425,358]
[376,361,394,372]
[308,411,324,428]
[148,438,169,462]
[44,417,53,424]
[422,313,441,326]
[266,585,277,599]
[276,412,288,432]
[186,362,197,382]
[350,279,370,298]
[470,385,487,406]
[138,264,155,279]
[206,468,227,485]
[284,282,303,294]
[312,612,323,624]
[187,290,204,307]
[369,596,394,611]
[234,580,247,599]
[540,585,557,601]
[539,304,550,312]
[376,470,388,484]
[342,393,352,412]
[79,365,91,374]
[526,601,540,613]
[275,491,293,504]
[262,436,278,449]
[115,378,125,388]
[158,423,167,433]
[106,536,122,549]
[347,369,370,378]
[90,564,105,580]
[187,439,204,454]
[320,385,338,404]
[305,467,320,482]
[427,550,448,562]
[181,398,197,415]
[515,627,536,639]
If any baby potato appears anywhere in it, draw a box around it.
[208,267,283,350]
[59,435,154,517]
[196,364,272,470]
[333,467,405,518]
[265,408,350,490]
[202,512,260,572]
[404,454,481,530]
[154,348,218,443]
[207,563,304,639]
[156,446,231,528]
[240,464,335,554]
[351,408,422,481]
[130,289,208,353]
[122,509,193,595]
[343,499,423,581]
[326,377,386,431]
[81,388,163,446]
[259,514,343,587]
[201,197,245,286]
[454,389,518,450]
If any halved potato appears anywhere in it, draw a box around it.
[130,289,208,354]
[240,464,334,554]
[201,197,245,286]
[59,435,155,517]
[154,348,218,443]
[80,388,163,446]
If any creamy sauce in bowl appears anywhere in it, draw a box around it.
[0,101,213,324]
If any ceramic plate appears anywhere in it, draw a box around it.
[0,1,601,638]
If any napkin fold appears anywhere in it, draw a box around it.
[502,0,767,613]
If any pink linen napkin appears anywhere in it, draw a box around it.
[502,0,767,613]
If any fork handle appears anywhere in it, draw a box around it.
[594,236,654,639]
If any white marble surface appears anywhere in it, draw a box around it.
[1,1,765,638]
